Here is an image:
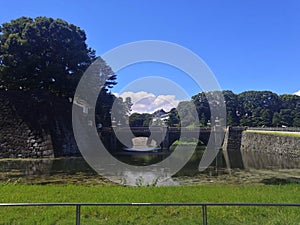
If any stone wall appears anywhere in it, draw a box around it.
[240,132,300,170]
[0,91,79,158]
[222,127,245,169]
[241,131,300,158]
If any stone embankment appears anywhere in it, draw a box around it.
[240,130,300,169]
[241,130,300,158]
[0,91,78,158]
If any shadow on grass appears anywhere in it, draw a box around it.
[261,177,300,185]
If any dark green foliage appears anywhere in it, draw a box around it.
[166,108,180,127]
[110,97,132,126]
[279,94,300,127]
[192,92,210,124]
[176,101,198,127]
[129,90,300,128]
[0,16,96,97]
[237,91,280,127]
[222,90,240,126]
[129,113,153,127]
[0,16,130,127]
[188,90,300,127]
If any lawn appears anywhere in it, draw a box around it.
[0,184,299,225]
[245,130,300,137]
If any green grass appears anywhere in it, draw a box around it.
[0,184,299,224]
[245,130,300,137]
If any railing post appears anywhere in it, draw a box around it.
[76,205,81,225]
[202,204,208,225]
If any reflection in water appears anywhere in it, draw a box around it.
[0,159,53,175]
[112,170,179,186]
[124,137,160,151]
[242,150,300,169]
[0,146,299,186]
[0,158,179,186]
[0,158,97,183]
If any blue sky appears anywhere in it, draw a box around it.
[1,0,300,112]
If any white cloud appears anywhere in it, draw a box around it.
[115,91,180,114]
[294,90,300,96]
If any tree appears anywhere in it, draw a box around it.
[223,90,239,126]
[200,112,207,127]
[111,96,132,126]
[260,109,272,126]
[0,16,96,97]
[175,90,300,128]
[293,116,300,127]
[238,91,279,127]
[176,101,198,127]
[129,113,153,127]
[192,92,210,125]
[279,94,300,127]
[272,112,281,127]
[0,17,127,127]
[279,109,293,126]
[166,108,180,127]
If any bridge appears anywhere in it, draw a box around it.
[99,127,212,151]
[99,126,300,170]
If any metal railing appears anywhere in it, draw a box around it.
[0,202,299,225]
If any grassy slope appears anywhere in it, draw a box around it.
[0,184,299,225]
[245,130,300,137]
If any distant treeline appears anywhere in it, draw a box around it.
[167,90,300,127]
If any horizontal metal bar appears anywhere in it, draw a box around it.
[0,202,299,207]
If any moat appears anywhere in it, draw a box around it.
[1,146,299,186]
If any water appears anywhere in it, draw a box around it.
[0,157,105,185]
[0,146,299,186]
[242,150,300,169]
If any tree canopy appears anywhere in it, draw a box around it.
[0,16,96,97]
[128,90,300,128]
[189,90,300,127]
[0,16,131,127]
[129,113,153,127]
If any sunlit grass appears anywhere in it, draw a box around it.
[245,130,300,137]
[0,184,299,224]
